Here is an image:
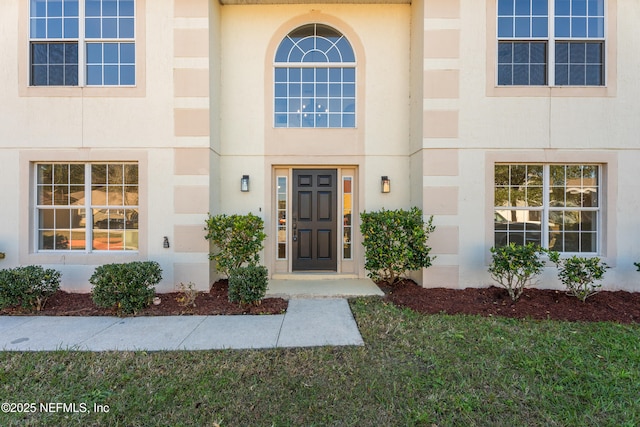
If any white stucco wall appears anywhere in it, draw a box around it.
[4,0,639,292]
[0,0,211,292]
[449,0,640,291]
[217,3,412,213]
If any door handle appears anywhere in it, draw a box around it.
[292,219,297,241]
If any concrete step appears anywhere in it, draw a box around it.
[266,277,384,299]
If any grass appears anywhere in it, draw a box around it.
[1,297,639,426]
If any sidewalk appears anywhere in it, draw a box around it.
[0,299,364,352]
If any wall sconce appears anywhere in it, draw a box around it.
[241,175,250,192]
[381,176,391,193]
[163,236,170,249]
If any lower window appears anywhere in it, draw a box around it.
[36,162,139,251]
[494,164,600,253]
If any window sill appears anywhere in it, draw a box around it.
[487,84,614,98]
[19,84,145,98]
[21,251,145,266]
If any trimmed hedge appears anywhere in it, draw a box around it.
[90,261,162,315]
[360,207,435,285]
[228,265,268,306]
[0,265,61,311]
[205,213,266,278]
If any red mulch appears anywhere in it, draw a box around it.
[3,278,639,324]
[0,281,287,317]
[386,280,640,324]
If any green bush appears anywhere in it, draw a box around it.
[549,253,608,302]
[489,243,547,301]
[90,261,162,315]
[204,213,266,277]
[228,265,269,305]
[360,207,435,285]
[0,266,61,311]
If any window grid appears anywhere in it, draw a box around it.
[497,0,605,86]
[29,0,135,87]
[498,42,547,85]
[36,163,139,252]
[30,0,80,39]
[274,24,356,128]
[275,67,355,128]
[85,0,135,39]
[494,164,600,254]
[86,42,135,85]
[31,42,79,86]
[276,176,288,260]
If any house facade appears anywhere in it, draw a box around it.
[1,0,639,293]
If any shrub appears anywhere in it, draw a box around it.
[549,253,608,302]
[360,207,435,285]
[489,243,547,301]
[176,282,197,309]
[90,261,162,315]
[228,265,268,305]
[0,266,61,311]
[635,262,640,272]
[205,213,267,278]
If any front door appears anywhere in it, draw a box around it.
[292,169,337,271]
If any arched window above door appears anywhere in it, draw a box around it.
[274,24,356,128]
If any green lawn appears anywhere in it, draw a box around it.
[1,297,639,426]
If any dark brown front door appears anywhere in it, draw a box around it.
[292,169,337,271]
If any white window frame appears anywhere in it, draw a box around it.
[342,175,353,260]
[276,175,288,260]
[496,0,606,86]
[29,0,136,87]
[494,163,601,254]
[273,23,357,129]
[34,162,139,253]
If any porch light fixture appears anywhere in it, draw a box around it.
[163,236,170,249]
[241,175,250,192]
[381,176,391,193]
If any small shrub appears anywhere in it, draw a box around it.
[176,282,198,309]
[205,213,267,277]
[228,265,268,306]
[0,266,61,311]
[90,261,162,315]
[549,253,608,302]
[0,269,21,309]
[489,243,547,301]
[360,207,435,285]
[635,262,640,272]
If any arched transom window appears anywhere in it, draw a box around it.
[274,24,356,128]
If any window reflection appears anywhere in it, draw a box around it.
[343,177,352,259]
[274,24,356,128]
[36,162,138,252]
[277,176,287,259]
[494,164,599,253]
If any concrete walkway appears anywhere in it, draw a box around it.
[0,299,364,352]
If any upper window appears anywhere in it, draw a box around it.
[36,163,139,251]
[497,0,605,86]
[29,0,136,87]
[274,24,356,128]
[494,164,600,253]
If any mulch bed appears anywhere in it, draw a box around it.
[386,279,640,324]
[0,281,287,317]
[3,278,639,324]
